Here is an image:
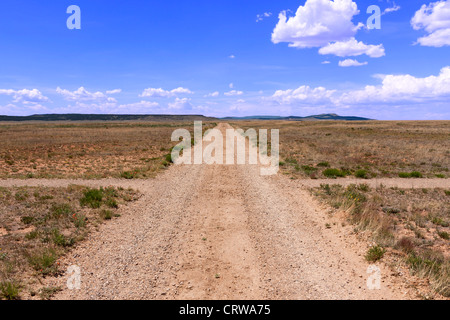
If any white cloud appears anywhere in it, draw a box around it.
[168,98,193,110]
[256,12,272,22]
[319,38,385,57]
[321,60,331,64]
[205,91,220,97]
[56,87,117,103]
[271,85,336,104]
[338,59,368,67]
[383,4,401,15]
[266,66,450,111]
[338,66,450,104]
[106,89,122,94]
[411,0,450,47]
[224,90,244,96]
[139,87,193,98]
[0,88,49,103]
[229,55,236,59]
[271,0,384,59]
[271,0,363,48]
[229,83,234,89]
[0,103,50,116]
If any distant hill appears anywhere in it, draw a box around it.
[0,114,217,122]
[221,113,373,121]
[0,113,372,122]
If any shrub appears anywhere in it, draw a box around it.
[410,171,423,178]
[398,172,411,178]
[317,162,330,167]
[431,217,449,227]
[355,169,369,179]
[28,249,58,276]
[50,203,74,219]
[399,171,423,178]
[357,184,370,192]
[396,237,415,253]
[0,281,20,300]
[301,165,317,175]
[438,231,449,240]
[323,168,346,178]
[365,246,386,262]
[73,213,86,228]
[25,230,39,240]
[120,171,135,179]
[52,229,74,247]
[21,216,34,224]
[80,188,103,208]
[105,198,118,209]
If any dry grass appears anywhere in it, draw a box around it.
[313,184,450,297]
[0,121,216,179]
[231,120,450,179]
[0,185,139,300]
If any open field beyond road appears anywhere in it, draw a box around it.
[231,120,450,180]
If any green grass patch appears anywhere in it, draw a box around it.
[323,168,346,178]
[365,246,386,262]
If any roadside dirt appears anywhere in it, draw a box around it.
[1,123,449,299]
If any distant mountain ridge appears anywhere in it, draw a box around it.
[221,113,373,121]
[0,113,372,122]
[0,114,216,122]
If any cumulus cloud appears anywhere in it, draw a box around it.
[0,88,49,104]
[271,85,336,104]
[338,59,368,67]
[56,87,117,103]
[411,0,450,47]
[271,0,384,59]
[271,0,363,48]
[266,66,450,110]
[338,66,450,104]
[224,90,244,96]
[139,87,193,98]
[319,38,385,58]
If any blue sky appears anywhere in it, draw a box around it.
[0,0,449,119]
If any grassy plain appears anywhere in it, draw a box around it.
[0,121,216,179]
[231,120,450,179]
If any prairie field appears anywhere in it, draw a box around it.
[0,121,216,179]
[231,120,450,179]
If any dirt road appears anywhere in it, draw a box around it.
[3,123,448,300]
